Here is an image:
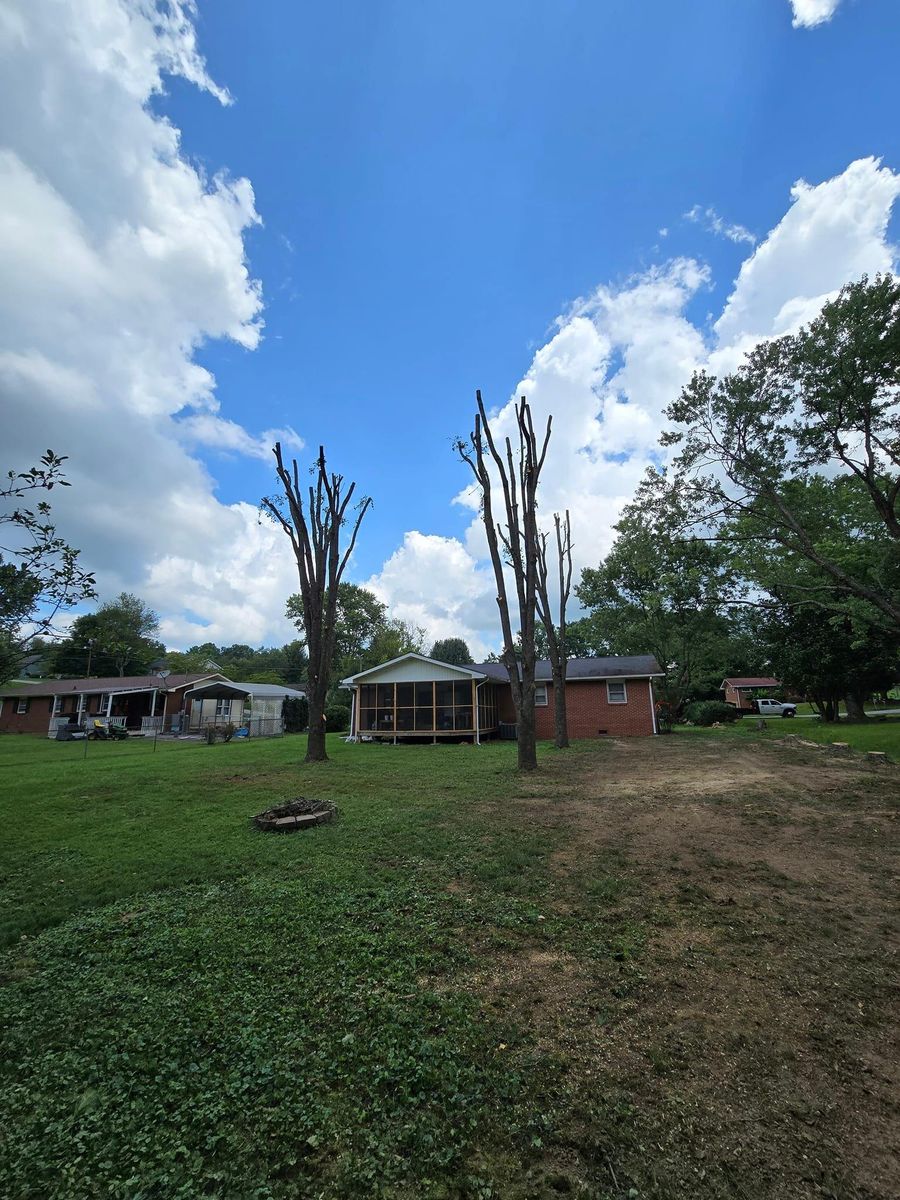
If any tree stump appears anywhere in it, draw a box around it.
[828,742,851,754]
[865,751,889,766]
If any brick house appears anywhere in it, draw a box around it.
[721,676,781,712]
[341,653,663,741]
[0,674,306,737]
[0,673,224,736]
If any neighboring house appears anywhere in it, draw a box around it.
[721,676,781,712]
[341,653,664,741]
[0,674,306,737]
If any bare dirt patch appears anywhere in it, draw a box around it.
[469,735,900,1199]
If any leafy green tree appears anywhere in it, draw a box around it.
[664,275,900,637]
[1,451,95,683]
[287,583,424,688]
[48,593,164,677]
[429,637,473,665]
[161,641,308,686]
[287,583,386,670]
[575,472,736,712]
[762,605,899,721]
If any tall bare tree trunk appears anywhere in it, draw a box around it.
[262,444,371,763]
[536,510,573,749]
[457,393,551,771]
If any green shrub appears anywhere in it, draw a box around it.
[684,700,738,726]
[324,703,350,732]
[282,696,309,733]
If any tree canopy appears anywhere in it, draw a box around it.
[429,637,473,665]
[664,274,900,638]
[0,451,95,683]
[47,593,163,678]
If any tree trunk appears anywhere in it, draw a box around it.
[517,677,538,770]
[551,663,569,749]
[813,694,839,721]
[844,692,869,722]
[305,704,327,762]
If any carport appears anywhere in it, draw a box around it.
[181,681,304,737]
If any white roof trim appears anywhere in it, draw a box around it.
[341,652,487,685]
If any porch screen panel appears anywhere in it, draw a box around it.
[396,682,414,731]
[359,684,376,733]
[375,683,395,733]
[414,681,434,730]
[435,681,454,731]
[453,680,473,730]
[478,685,497,730]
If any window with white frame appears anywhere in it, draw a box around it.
[16,698,28,714]
[535,684,549,706]
[215,698,232,718]
[606,680,627,704]
[52,695,63,715]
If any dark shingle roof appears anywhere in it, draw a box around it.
[0,673,220,698]
[722,676,780,688]
[473,655,663,682]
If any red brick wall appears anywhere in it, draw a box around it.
[0,685,194,735]
[0,697,55,734]
[496,678,656,737]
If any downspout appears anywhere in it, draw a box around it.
[475,679,486,746]
[650,678,659,735]
[349,688,357,742]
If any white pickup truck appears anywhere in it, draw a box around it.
[752,698,797,718]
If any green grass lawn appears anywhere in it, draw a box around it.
[0,734,599,1199]
[2,731,897,1199]
[680,713,900,757]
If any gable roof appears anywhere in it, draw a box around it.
[721,676,780,689]
[474,655,664,682]
[0,673,224,698]
[340,652,489,685]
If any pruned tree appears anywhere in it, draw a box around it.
[536,509,573,749]
[457,393,551,771]
[262,443,371,762]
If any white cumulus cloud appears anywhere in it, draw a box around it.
[370,159,900,655]
[790,0,843,28]
[0,0,302,648]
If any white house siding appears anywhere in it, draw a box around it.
[358,659,478,684]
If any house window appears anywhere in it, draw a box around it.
[607,680,627,704]
[215,699,232,718]
[52,696,63,716]
[535,684,548,706]
[16,698,28,714]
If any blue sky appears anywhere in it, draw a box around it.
[170,0,899,574]
[2,0,899,653]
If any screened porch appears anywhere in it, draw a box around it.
[349,680,496,743]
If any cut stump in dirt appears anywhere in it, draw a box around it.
[253,798,337,833]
